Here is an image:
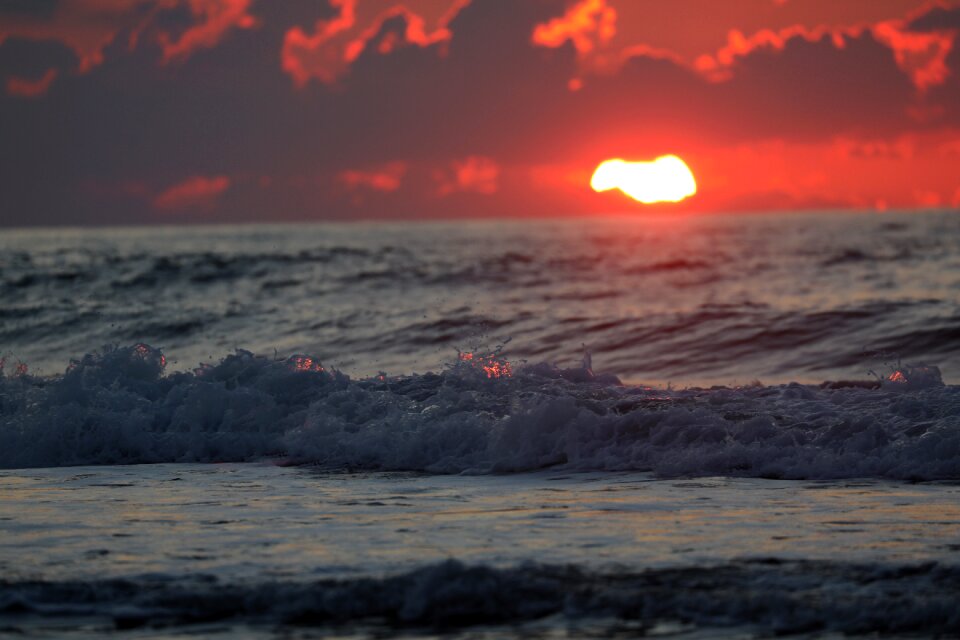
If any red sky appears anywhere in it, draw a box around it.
[1,0,959,225]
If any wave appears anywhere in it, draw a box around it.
[1,248,394,293]
[4,240,901,296]
[1,344,957,478]
[819,247,915,267]
[2,559,958,634]
[4,219,959,390]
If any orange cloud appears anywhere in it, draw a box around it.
[153,175,230,212]
[282,0,470,87]
[531,0,616,56]
[872,19,954,90]
[436,156,499,196]
[338,162,407,191]
[689,4,951,90]
[5,68,58,98]
[694,24,860,81]
[158,0,258,63]
[532,0,960,90]
[689,18,954,91]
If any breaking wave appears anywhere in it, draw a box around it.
[2,559,959,635]
[1,344,957,479]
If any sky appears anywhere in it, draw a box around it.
[1,0,959,226]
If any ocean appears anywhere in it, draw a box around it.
[1,211,959,637]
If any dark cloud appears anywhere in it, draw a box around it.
[908,4,960,30]
[0,0,58,16]
[0,36,75,79]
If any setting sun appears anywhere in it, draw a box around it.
[591,155,697,204]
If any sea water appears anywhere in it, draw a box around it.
[3,211,959,385]
[1,211,959,637]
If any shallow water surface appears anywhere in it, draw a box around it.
[2,465,960,637]
[3,465,960,582]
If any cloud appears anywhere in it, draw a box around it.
[687,17,952,91]
[909,3,960,30]
[0,0,259,83]
[872,20,954,91]
[158,0,259,63]
[5,67,57,98]
[532,0,960,91]
[672,19,954,91]
[338,161,407,191]
[281,0,470,86]
[153,174,231,212]
[531,0,616,56]
[436,156,499,196]
[0,0,150,74]
[693,25,855,82]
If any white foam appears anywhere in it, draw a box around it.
[1,344,957,479]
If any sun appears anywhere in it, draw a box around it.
[591,155,697,204]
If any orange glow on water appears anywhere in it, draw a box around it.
[287,355,324,372]
[590,155,697,204]
[458,351,512,379]
[888,370,907,383]
[133,343,166,369]
[481,360,512,379]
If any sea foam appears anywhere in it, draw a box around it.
[1,344,957,478]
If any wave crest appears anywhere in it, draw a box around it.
[3,559,959,634]
[0,344,957,478]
